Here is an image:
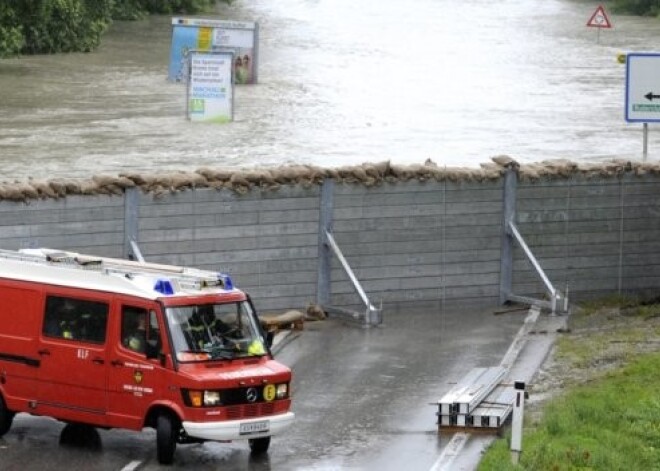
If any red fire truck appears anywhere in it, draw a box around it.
[0,248,294,464]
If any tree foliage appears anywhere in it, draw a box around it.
[612,0,660,16]
[0,0,223,57]
[0,3,24,56]
[15,0,113,54]
[112,0,224,20]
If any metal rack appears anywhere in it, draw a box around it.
[436,366,512,431]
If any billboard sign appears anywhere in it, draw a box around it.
[169,17,258,84]
[625,53,660,123]
[187,51,233,123]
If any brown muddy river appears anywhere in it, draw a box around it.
[1,0,659,180]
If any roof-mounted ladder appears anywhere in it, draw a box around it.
[0,248,232,291]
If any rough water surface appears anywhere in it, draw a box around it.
[1,0,660,180]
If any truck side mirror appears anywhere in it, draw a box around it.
[145,340,159,360]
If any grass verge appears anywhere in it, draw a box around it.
[478,300,660,470]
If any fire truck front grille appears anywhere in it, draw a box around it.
[226,402,275,420]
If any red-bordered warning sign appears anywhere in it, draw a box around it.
[586,5,612,28]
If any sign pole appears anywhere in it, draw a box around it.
[643,123,649,160]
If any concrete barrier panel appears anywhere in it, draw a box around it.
[0,170,659,312]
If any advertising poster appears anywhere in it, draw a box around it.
[169,17,258,84]
[187,51,233,123]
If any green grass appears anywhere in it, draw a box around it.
[553,328,648,370]
[478,352,660,470]
[575,294,660,320]
[629,304,660,320]
[575,294,638,317]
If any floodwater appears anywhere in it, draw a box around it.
[1,0,659,180]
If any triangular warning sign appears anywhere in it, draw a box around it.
[587,5,612,28]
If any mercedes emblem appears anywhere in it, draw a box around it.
[246,387,258,403]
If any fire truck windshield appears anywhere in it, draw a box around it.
[165,301,267,362]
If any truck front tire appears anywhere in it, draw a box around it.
[0,394,14,437]
[156,414,177,465]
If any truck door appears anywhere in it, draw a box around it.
[107,304,168,430]
[0,284,42,403]
[36,295,109,421]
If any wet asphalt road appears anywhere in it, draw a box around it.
[0,306,524,470]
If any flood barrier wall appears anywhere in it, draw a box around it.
[0,168,658,313]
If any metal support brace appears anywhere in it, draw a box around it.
[316,179,382,326]
[499,168,567,314]
[124,187,139,260]
[129,240,145,263]
[508,222,563,314]
[324,231,382,326]
[499,169,516,305]
[317,179,334,307]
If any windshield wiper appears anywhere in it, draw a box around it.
[207,344,238,360]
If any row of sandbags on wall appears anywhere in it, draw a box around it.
[0,157,658,202]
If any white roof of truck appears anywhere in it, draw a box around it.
[0,248,237,301]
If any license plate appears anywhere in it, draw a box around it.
[239,420,269,435]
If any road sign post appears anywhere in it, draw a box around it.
[625,53,660,159]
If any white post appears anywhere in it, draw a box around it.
[510,381,526,465]
[643,123,649,160]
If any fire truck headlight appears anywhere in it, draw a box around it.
[204,391,221,406]
[276,383,288,399]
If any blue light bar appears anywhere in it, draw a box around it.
[217,273,233,290]
[154,278,175,295]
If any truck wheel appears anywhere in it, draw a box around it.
[0,394,14,437]
[249,436,270,455]
[156,414,177,465]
